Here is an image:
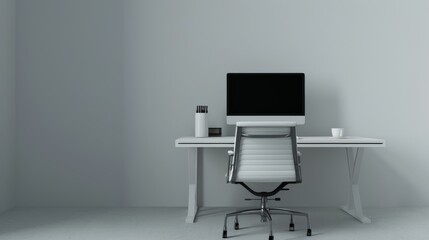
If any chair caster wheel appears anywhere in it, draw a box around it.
[234,222,239,230]
[307,229,312,236]
[222,230,227,238]
[289,223,295,231]
[268,235,274,240]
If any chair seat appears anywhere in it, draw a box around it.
[236,171,297,182]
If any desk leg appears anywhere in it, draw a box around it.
[186,148,199,223]
[341,148,371,223]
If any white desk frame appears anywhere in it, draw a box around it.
[175,136,385,224]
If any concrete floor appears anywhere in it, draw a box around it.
[0,207,428,240]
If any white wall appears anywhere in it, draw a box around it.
[17,0,429,207]
[0,0,15,213]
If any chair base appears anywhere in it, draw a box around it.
[222,197,312,239]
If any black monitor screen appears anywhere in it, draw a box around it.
[227,73,305,116]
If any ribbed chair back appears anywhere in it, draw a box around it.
[229,122,301,184]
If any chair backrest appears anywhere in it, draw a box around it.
[228,121,302,184]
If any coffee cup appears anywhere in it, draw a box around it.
[331,128,344,138]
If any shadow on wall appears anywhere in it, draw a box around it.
[298,78,342,136]
[361,147,427,207]
[296,77,428,207]
[197,79,346,207]
[195,76,427,208]
[221,76,342,137]
[198,148,204,205]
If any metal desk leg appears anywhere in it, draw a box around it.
[186,148,199,223]
[341,148,371,223]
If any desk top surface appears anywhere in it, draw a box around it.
[175,136,386,148]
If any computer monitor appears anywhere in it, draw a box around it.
[227,73,305,125]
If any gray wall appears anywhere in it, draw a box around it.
[17,0,429,207]
[0,0,15,213]
[16,0,124,206]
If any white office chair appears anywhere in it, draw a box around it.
[223,121,311,240]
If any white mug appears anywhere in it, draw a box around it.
[331,128,344,138]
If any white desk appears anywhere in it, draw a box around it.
[175,136,385,224]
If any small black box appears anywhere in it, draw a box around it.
[208,128,222,137]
